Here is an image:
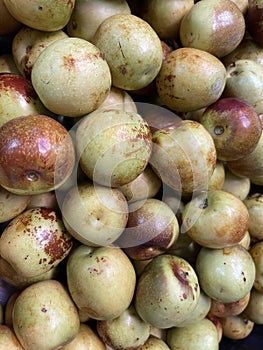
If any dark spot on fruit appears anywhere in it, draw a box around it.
[41,307,47,312]
[199,198,208,209]
[119,66,127,75]
[214,125,224,135]
[38,6,43,10]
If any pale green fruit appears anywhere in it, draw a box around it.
[156,47,226,112]
[67,0,131,41]
[140,0,194,41]
[76,108,152,187]
[0,325,24,350]
[31,37,111,117]
[92,14,163,90]
[243,193,263,241]
[0,207,73,278]
[67,245,136,320]
[134,254,200,329]
[167,318,219,350]
[4,0,75,31]
[176,291,212,327]
[60,323,106,350]
[12,26,68,79]
[12,280,80,350]
[118,165,162,203]
[150,120,217,196]
[140,336,170,350]
[0,186,30,223]
[196,245,256,303]
[179,0,245,58]
[182,190,249,249]
[224,59,263,114]
[249,241,263,292]
[221,169,250,201]
[61,181,128,247]
[243,288,263,324]
[96,305,151,349]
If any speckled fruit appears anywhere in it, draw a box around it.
[61,181,128,247]
[0,207,73,278]
[196,245,256,303]
[200,98,262,161]
[219,314,254,340]
[179,0,245,58]
[0,73,50,128]
[0,114,75,195]
[12,280,80,350]
[66,245,136,321]
[12,26,68,79]
[182,190,249,248]
[134,254,200,329]
[31,37,111,117]
[76,108,152,187]
[3,0,75,31]
[156,47,226,112]
[150,120,217,196]
[92,14,163,90]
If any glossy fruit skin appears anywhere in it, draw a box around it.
[0,73,50,128]
[156,47,226,112]
[200,97,262,161]
[196,245,256,303]
[134,254,200,329]
[0,114,75,195]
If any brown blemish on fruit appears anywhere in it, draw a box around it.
[0,73,38,101]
